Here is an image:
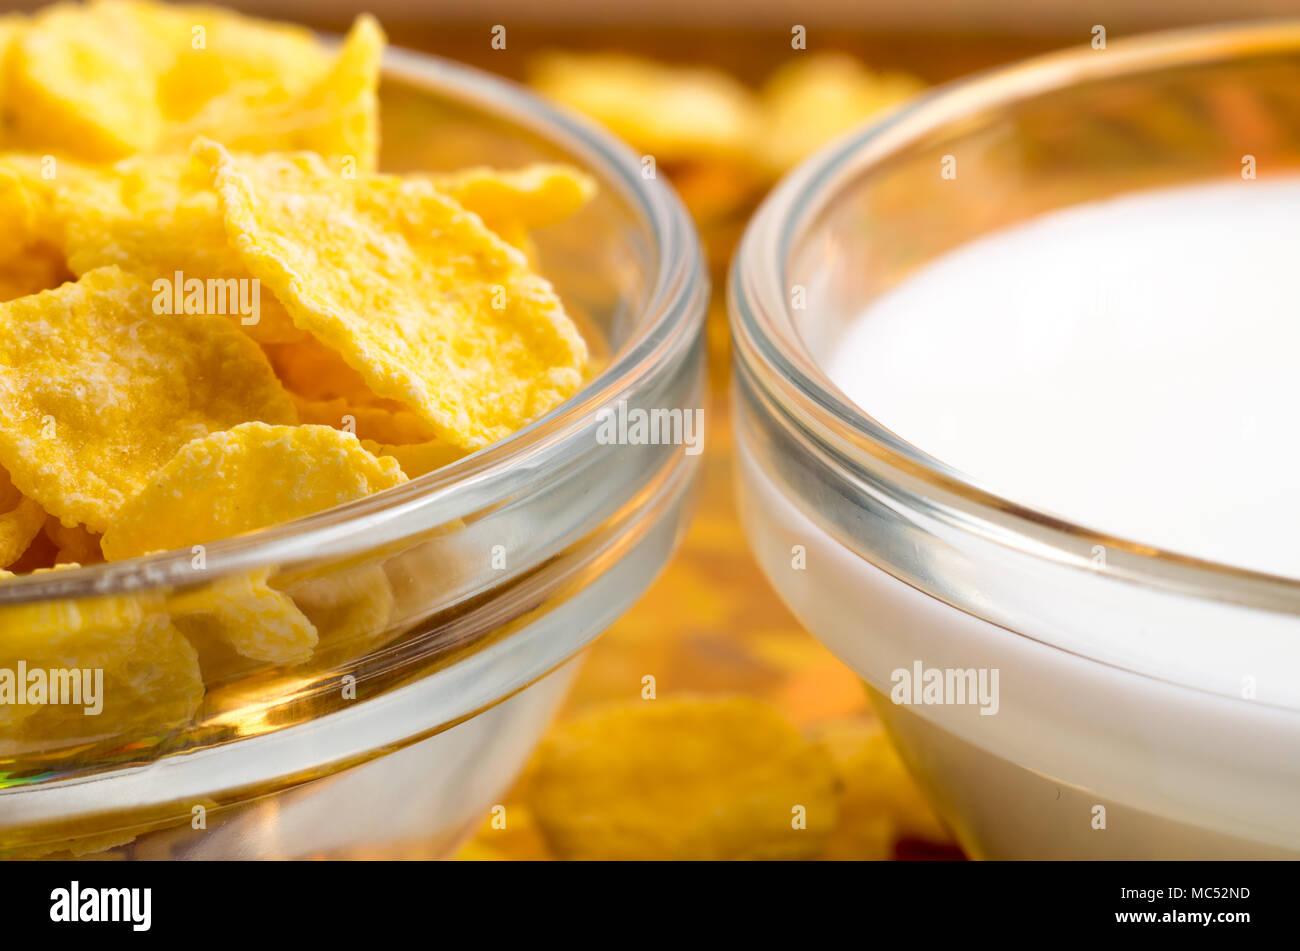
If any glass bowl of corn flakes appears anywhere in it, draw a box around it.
[0,1,706,858]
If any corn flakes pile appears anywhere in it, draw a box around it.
[0,1,594,751]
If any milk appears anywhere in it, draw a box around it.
[826,179,1300,578]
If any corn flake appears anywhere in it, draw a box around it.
[169,570,318,666]
[430,163,596,236]
[758,53,924,174]
[361,439,467,479]
[0,164,47,260]
[531,697,840,860]
[23,152,305,344]
[0,496,45,569]
[172,15,384,172]
[43,517,104,565]
[101,422,406,560]
[3,0,343,163]
[529,52,760,162]
[0,586,201,745]
[0,267,296,532]
[0,245,73,303]
[200,142,588,450]
[814,720,952,859]
[263,337,404,407]
[293,394,435,445]
[140,1,330,119]
[276,563,394,665]
[0,466,43,571]
[6,1,165,161]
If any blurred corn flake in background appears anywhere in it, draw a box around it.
[457,697,952,861]
[529,51,761,163]
[757,53,926,175]
[528,697,839,861]
[528,49,924,225]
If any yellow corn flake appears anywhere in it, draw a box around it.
[0,155,98,297]
[6,2,165,161]
[140,1,330,120]
[497,228,542,266]
[292,394,435,446]
[455,803,553,861]
[380,527,468,624]
[263,337,404,407]
[0,163,46,260]
[276,563,394,664]
[758,53,924,174]
[427,164,594,264]
[0,466,21,512]
[0,495,45,569]
[813,720,952,860]
[430,164,596,236]
[530,697,840,860]
[0,17,22,131]
[0,245,73,303]
[0,155,69,251]
[0,584,201,744]
[4,523,59,574]
[200,141,588,450]
[529,52,761,162]
[3,0,341,163]
[12,152,304,344]
[101,422,407,560]
[169,570,318,666]
[361,439,467,479]
[43,517,104,565]
[0,267,296,532]
[50,154,209,275]
[172,15,384,172]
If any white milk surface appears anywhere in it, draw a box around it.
[827,179,1300,579]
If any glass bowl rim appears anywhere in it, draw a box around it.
[0,41,706,603]
[729,19,1300,611]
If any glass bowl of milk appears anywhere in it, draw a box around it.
[730,22,1300,859]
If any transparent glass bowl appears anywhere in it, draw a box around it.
[0,45,707,858]
[730,22,1300,859]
